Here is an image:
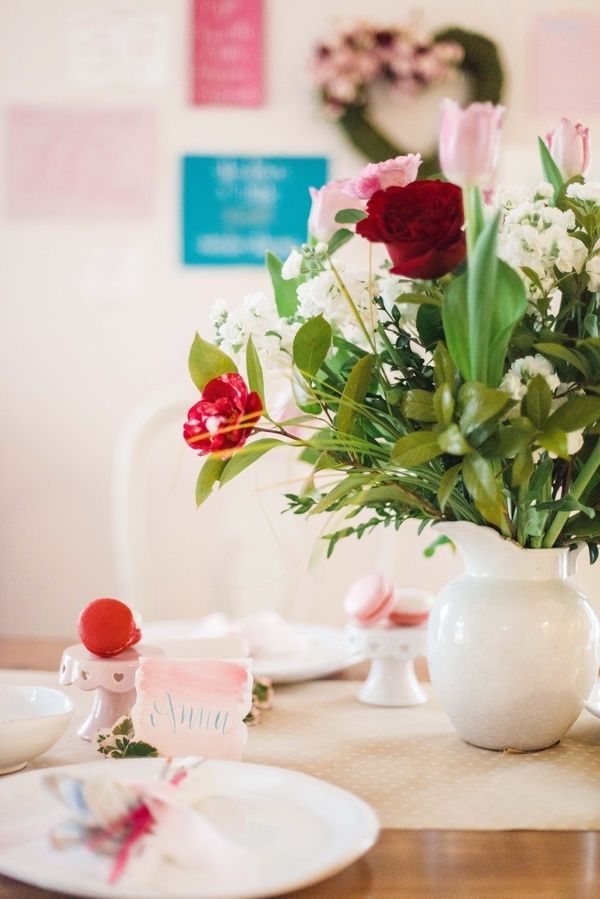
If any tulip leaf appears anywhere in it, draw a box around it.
[195,456,228,507]
[266,251,300,318]
[391,431,442,467]
[537,137,563,197]
[189,332,238,392]
[220,439,286,486]
[338,354,376,434]
[292,314,332,377]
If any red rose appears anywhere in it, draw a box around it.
[356,180,466,279]
[183,373,262,455]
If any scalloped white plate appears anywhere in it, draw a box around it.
[0,758,378,899]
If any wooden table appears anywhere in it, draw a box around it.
[1,638,599,899]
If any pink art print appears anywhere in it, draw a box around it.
[531,15,600,115]
[132,657,252,760]
[191,0,263,106]
[4,107,156,220]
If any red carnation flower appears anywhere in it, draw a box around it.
[183,373,262,455]
[356,180,466,279]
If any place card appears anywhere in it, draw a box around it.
[182,154,328,265]
[131,657,252,760]
[191,0,263,106]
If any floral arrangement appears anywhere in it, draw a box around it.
[184,106,600,561]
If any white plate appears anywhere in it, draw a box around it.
[143,621,361,684]
[584,678,600,718]
[0,758,379,899]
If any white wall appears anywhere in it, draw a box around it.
[1,0,600,637]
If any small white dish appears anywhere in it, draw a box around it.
[0,686,74,774]
[584,678,600,719]
[0,757,379,898]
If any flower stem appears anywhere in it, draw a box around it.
[542,437,600,547]
[463,185,484,259]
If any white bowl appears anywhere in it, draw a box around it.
[0,686,74,774]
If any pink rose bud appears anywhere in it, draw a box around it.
[439,99,504,187]
[545,118,591,180]
[308,180,364,242]
[344,153,422,199]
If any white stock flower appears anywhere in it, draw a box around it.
[496,189,587,300]
[211,291,299,372]
[585,239,600,292]
[281,249,303,280]
[566,181,600,205]
[500,355,560,406]
[296,267,377,348]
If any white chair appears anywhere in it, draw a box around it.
[111,389,410,626]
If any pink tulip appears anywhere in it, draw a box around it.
[545,118,591,179]
[344,153,422,199]
[439,100,504,187]
[308,180,364,242]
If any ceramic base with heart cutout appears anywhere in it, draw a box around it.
[59,643,162,740]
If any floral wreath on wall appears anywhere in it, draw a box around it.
[310,21,504,177]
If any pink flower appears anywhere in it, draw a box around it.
[344,153,422,199]
[545,118,591,180]
[308,180,364,242]
[183,373,262,456]
[439,100,504,187]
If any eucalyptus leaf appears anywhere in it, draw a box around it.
[458,382,514,434]
[334,208,366,223]
[391,431,442,467]
[292,314,332,377]
[434,383,455,427]
[462,453,509,532]
[401,389,437,423]
[537,425,569,459]
[337,354,376,435]
[438,424,471,456]
[189,332,237,391]
[437,463,462,512]
[523,374,553,429]
[195,456,228,507]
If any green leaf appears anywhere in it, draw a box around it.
[520,265,546,296]
[245,336,265,409]
[112,717,133,737]
[443,221,527,387]
[123,741,159,758]
[433,342,457,388]
[537,426,569,459]
[482,423,536,459]
[292,314,332,377]
[546,396,600,432]
[327,228,354,255]
[391,431,442,467]
[219,439,285,486]
[195,456,228,507]
[309,474,366,515]
[458,382,513,434]
[560,513,600,538]
[437,463,462,512]
[334,208,366,224]
[534,342,590,378]
[189,332,238,391]
[438,424,470,455]
[423,534,454,557]
[433,383,455,427]
[392,292,441,308]
[512,451,534,487]
[416,303,443,348]
[462,453,508,532]
[523,375,553,428]
[538,136,564,196]
[535,494,595,518]
[401,389,437,423]
[266,251,300,318]
[337,354,376,434]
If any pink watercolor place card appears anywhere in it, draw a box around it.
[4,106,156,220]
[531,15,600,115]
[132,657,252,761]
[191,0,263,106]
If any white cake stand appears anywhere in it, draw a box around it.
[59,643,162,740]
[346,623,428,707]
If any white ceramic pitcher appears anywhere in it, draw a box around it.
[427,522,600,751]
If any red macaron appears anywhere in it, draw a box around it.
[77,598,141,657]
[344,572,395,627]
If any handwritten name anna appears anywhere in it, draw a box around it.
[149,692,230,735]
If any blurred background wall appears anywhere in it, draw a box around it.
[2,0,600,637]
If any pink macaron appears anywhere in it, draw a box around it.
[387,589,433,627]
[344,572,395,627]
